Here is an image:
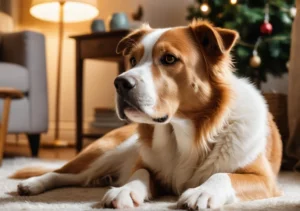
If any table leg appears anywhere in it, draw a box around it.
[75,43,84,153]
[0,98,11,165]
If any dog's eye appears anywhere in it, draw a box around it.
[161,54,178,65]
[130,57,137,67]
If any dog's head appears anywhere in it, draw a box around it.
[114,21,239,124]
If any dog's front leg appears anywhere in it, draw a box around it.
[178,173,237,210]
[101,168,152,209]
[178,171,279,210]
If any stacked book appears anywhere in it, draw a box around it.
[89,108,125,129]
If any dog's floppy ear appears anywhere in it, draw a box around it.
[215,27,239,52]
[190,20,239,57]
[116,24,151,56]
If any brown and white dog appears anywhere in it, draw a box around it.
[12,21,282,210]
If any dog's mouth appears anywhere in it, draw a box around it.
[117,97,169,123]
[152,115,169,123]
[123,99,143,116]
[117,98,143,119]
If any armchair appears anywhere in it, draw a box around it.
[0,31,48,156]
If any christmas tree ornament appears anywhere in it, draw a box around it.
[250,41,261,68]
[230,0,237,5]
[260,21,273,34]
[290,7,297,18]
[260,2,273,35]
[200,2,211,15]
[250,54,261,68]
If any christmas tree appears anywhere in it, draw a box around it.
[187,0,295,88]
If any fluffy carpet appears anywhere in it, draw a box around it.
[0,158,299,211]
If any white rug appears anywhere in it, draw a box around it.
[0,158,300,211]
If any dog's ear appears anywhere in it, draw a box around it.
[215,27,239,52]
[116,24,151,56]
[190,20,239,57]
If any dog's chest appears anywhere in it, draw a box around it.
[140,119,199,194]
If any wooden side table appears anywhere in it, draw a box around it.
[70,30,130,152]
[0,88,23,165]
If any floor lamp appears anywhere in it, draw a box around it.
[30,0,99,146]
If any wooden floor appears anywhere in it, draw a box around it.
[4,142,77,160]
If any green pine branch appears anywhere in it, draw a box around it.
[187,0,294,84]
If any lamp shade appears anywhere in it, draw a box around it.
[30,0,99,23]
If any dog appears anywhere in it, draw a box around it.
[11,20,282,210]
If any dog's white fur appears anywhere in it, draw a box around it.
[121,28,170,123]
[101,169,152,208]
[99,30,268,208]
[17,26,275,210]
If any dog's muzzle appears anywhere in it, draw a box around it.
[114,75,141,120]
[114,75,168,123]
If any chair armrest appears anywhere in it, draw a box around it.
[0,31,48,133]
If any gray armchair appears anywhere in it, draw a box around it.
[0,31,48,156]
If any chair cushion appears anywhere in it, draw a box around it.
[0,62,29,92]
[0,98,30,132]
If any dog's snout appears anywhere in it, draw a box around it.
[114,76,136,95]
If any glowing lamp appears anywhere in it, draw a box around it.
[30,0,99,147]
[30,0,98,23]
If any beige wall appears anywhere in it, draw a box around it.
[15,0,191,142]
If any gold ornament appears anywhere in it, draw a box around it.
[250,55,261,68]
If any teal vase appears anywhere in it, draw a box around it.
[110,13,129,31]
[91,19,106,32]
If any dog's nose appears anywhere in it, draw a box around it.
[114,76,136,95]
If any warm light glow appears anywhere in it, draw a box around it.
[30,1,99,23]
[0,12,14,32]
[230,0,237,5]
[200,3,209,12]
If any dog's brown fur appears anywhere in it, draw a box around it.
[12,21,282,208]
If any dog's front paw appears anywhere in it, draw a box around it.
[17,178,45,196]
[101,186,144,209]
[178,174,236,210]
[178,188,225,210]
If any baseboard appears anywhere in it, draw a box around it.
[6,121,94,146]
[48,120,92,130]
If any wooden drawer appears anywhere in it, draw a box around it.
[80,36,122,59]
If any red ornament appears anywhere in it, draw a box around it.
[260,21,273,35]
